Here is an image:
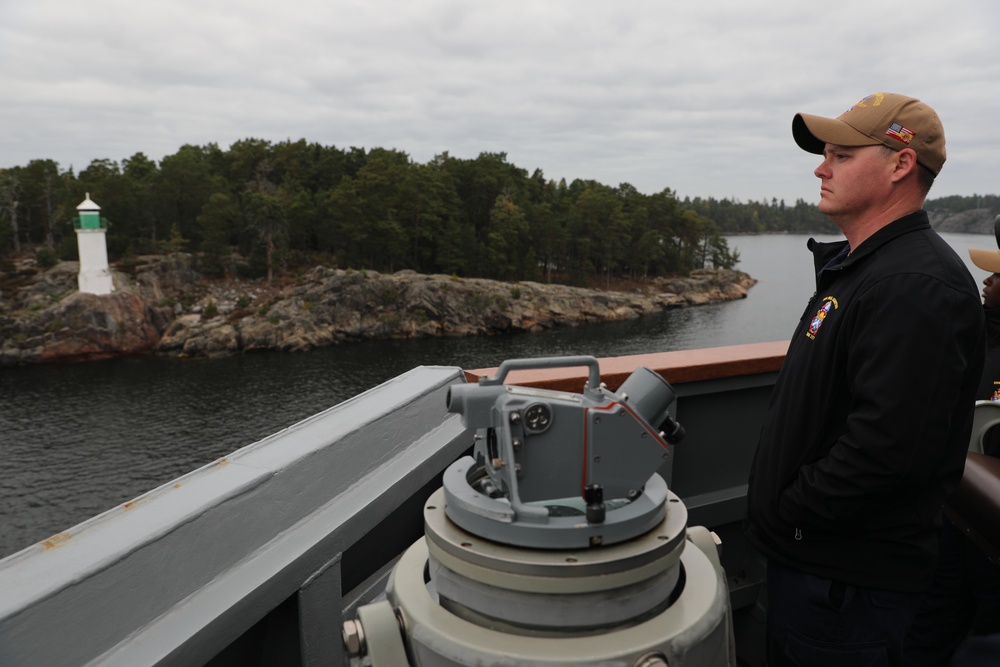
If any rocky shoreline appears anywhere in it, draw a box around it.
[0,254,756,367]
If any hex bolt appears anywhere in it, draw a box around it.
[509,412,521,423]
[492,457,505,469]
[512,437,522,450]
[342,619,366,658]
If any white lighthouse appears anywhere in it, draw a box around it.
[75,193,114,295]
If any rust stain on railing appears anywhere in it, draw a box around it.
[41,533,71,550]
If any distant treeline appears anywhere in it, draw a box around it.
[0,140,990,282]
[924,194,1000,217]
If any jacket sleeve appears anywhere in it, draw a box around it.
[777,273,984,528]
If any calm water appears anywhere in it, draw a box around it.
[0,232,992,558]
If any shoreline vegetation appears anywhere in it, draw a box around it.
[0,252,755,368]
[3,140,991,369]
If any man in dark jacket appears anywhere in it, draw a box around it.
[969,224,1000,407]
[904,225,1000,664]
[744,92,985,666]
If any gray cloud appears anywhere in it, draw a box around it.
[2,0,998,204]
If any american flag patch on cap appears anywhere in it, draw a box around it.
[886,122,915,144]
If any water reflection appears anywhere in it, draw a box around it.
[0,308,749,557]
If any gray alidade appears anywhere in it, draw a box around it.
[344,356,735,667]
[444,355,684,549]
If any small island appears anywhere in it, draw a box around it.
[0,252,755,366]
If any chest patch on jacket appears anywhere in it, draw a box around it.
[806,296,839,340]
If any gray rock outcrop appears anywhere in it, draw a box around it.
[0,254,755,366]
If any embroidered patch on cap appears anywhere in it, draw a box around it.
[885,122,915,144]
[843,92,884,114]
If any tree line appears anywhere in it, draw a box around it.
[0,139,860,284]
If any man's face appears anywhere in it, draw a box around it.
[983,273,1000,310]
[813,144,896,222]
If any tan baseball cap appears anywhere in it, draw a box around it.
[969,216,1000,273]
[792,92,946,175]
[969,247,1000,274]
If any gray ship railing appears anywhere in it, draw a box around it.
[5,341,993,666]
[0,364,474,667]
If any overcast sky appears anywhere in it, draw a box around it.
[2,0,998,205]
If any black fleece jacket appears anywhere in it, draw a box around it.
[977,308,1000,403]
[745,210,985,592]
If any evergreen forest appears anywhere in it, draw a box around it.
[0,139,993,284]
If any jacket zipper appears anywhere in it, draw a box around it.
[795,528,802,541]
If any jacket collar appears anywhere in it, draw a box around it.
[807,210,931,275]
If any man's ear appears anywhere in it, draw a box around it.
[891,148,918,182]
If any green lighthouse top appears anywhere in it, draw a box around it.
[76,193,104,230]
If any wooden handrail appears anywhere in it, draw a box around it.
[465,340,790,392]
[469,341,1000,566]
[946,451,1000,562]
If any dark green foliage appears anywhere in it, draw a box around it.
[198,193,241,277]
[56,234,78,261]
[236,253,269,279]
[35,246,58,268]
[161,224,189,254]
[8,139,990,279]
[119,243,137,272]
[682,196,838,235]
[925,194,1000,215]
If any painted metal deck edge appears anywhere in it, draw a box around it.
[0,365,471,667]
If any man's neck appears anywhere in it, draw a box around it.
[834,201,923,249]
